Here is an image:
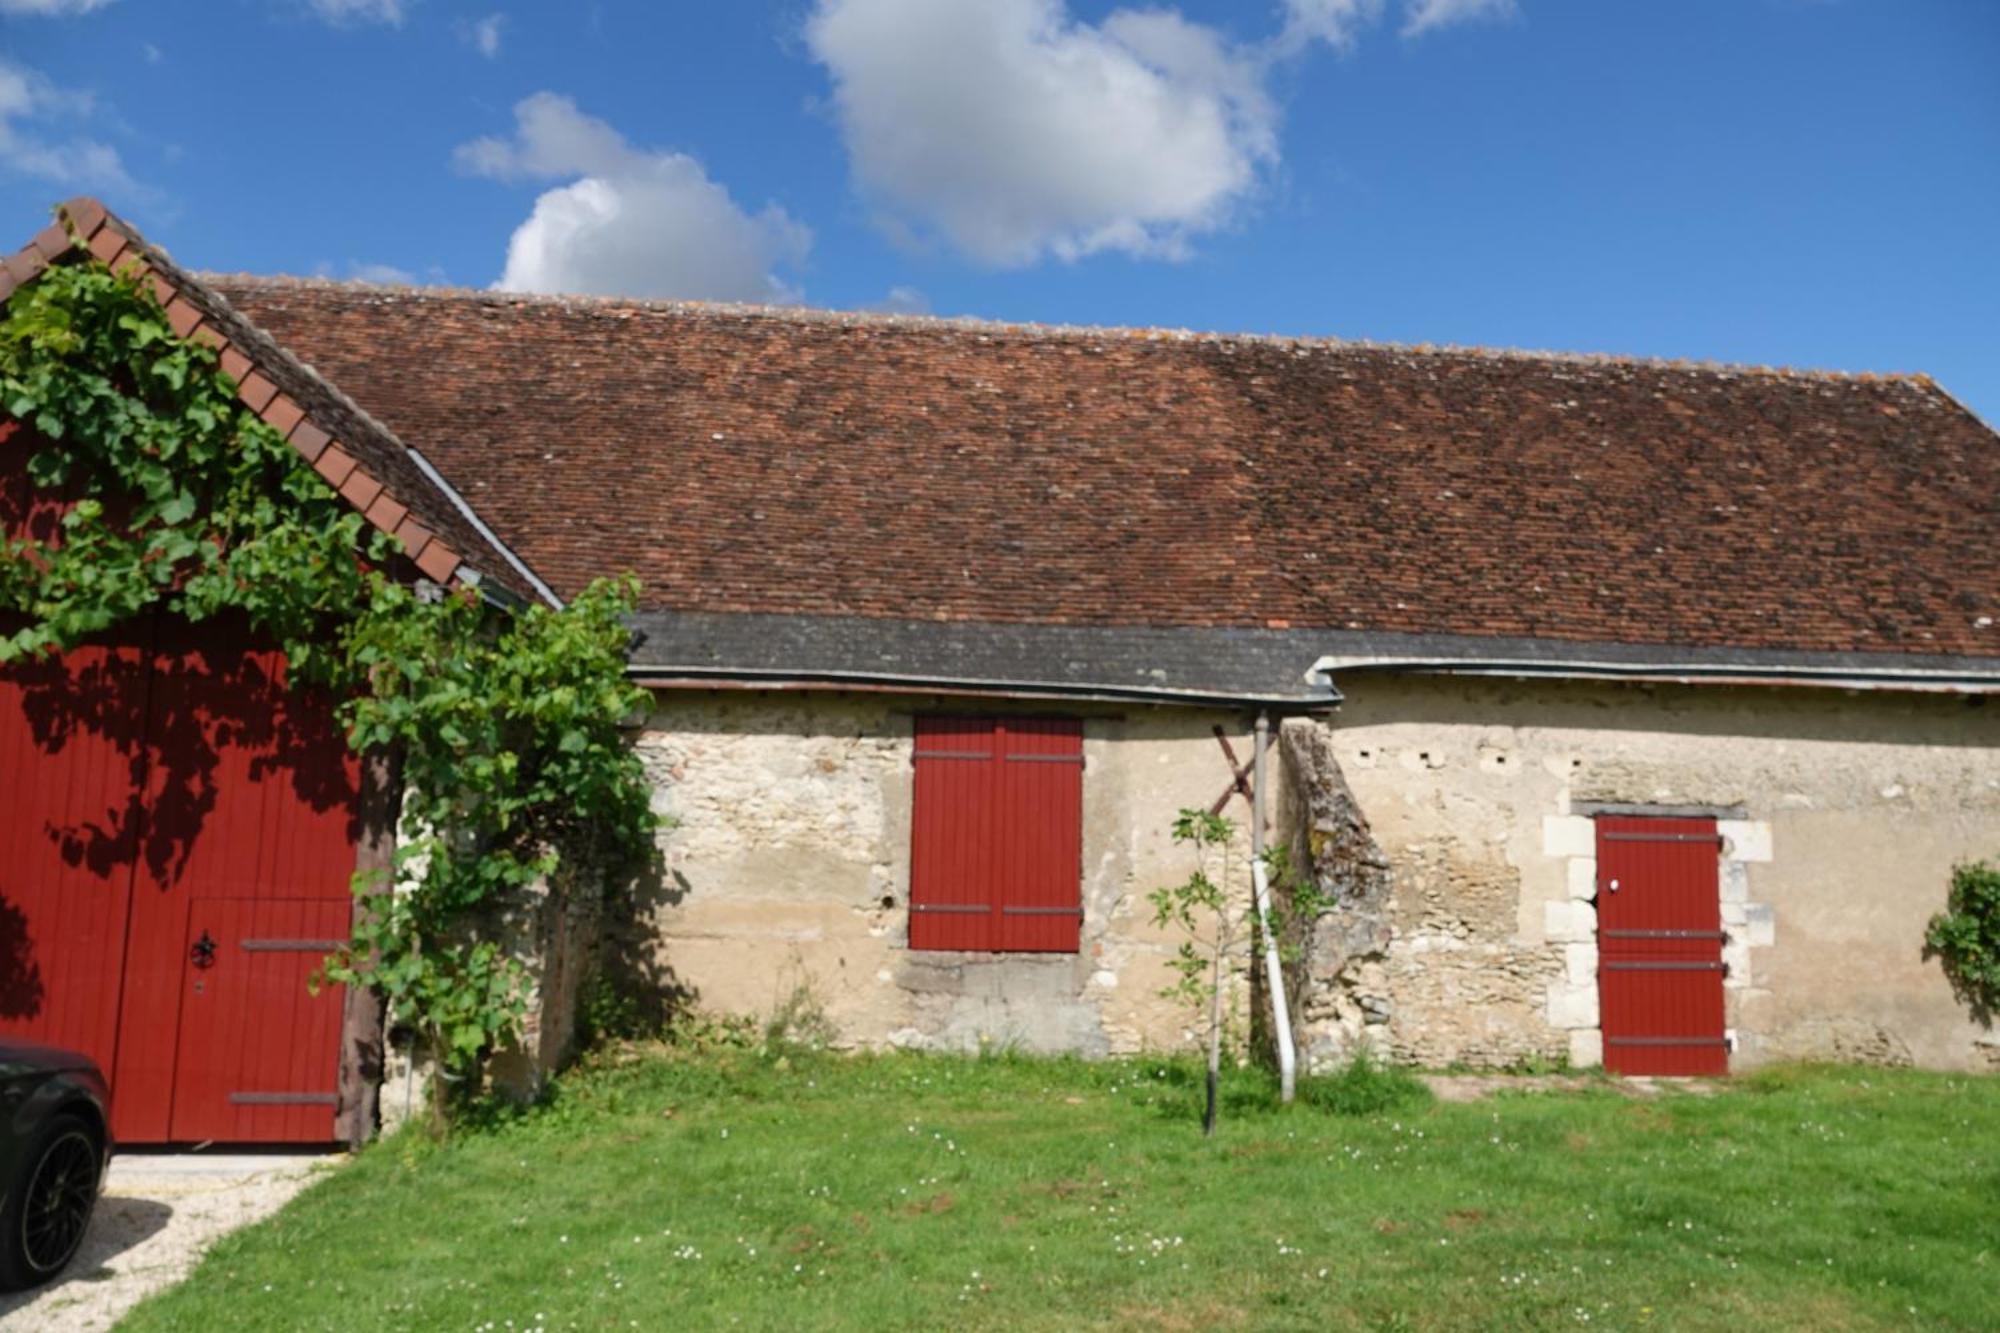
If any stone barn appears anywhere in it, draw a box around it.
[5,199,1997,1146]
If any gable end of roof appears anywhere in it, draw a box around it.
[0,199,554,607]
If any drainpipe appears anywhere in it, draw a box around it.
[1250,710,1298,1103]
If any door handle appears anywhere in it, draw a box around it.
[190,930,218,970]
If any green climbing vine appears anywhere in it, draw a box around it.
[2,248,659,1095]
[1924,860,2000,1028]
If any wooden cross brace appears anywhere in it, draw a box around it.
[1209,724,1267,816]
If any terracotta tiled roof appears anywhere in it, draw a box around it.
[1,201,546,604]
[212,277,2000,667]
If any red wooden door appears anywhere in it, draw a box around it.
[1596,815,1728,1076]
[3,435,357,1141]
[169,899,352,1142]
[0,630,153,1078]
[0,433,149,1078]
[0,615,356,1142]
[147,619,358,1143]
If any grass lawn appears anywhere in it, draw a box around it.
[118,1047,1998,1331]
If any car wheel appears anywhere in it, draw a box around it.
[0,1114,101,1290]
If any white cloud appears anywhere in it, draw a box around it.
[868,285,930,315]
[1402,0,1516,37]
[348,262,416,285]
[805,0,1524,266]
[1274,0,1384,53]
[456,93,810,302]
[0,58,135,192]
[460,13,504,58]
[0,0,116,13]
[307,0,404,25]
[806,0,1277,266]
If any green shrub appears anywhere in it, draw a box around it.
[1924,860,2000,1027]
[1296,1049,1433,1116]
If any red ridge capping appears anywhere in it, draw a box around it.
[313,444,359,489]
[339,469,384,511]
[288,421,332,463]
[0,196,517,599]
[163,297,203,339]
[235,371,279,413]
[262,393,306,438]
[415,543,461,585]
[391,516,433,561]
[362,492,408,535]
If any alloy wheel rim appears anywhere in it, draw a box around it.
[21,1131,96,1274]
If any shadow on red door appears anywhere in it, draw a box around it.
[0,610,360,1143]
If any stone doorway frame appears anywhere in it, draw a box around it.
[1540,803,1775,1069]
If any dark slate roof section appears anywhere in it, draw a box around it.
[624,615,2000,706]
[624,611,1344,708]
[1304,629,2000,693]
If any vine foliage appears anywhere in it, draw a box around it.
[1924,860,2000,1028]
[2,252,659,1092]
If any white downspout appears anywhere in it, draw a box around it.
[1250,710,1298,1103]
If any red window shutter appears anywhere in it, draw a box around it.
[909,717,998,950]
[910,717,1082,953]
[994,719,1084,952]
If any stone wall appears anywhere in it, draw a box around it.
[612,680,1998,1074]
[1291,676,2000,1072]
[622,693,1267,1057]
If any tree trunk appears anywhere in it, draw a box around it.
[335,747,400,1150]
[1204,932,1224,1136]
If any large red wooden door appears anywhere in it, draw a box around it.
[142,619,358,1143]
[1596,815,1728,1076]
[0,629,153,1075]
[0,605,358,1142]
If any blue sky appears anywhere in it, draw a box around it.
[3,0,1997,423]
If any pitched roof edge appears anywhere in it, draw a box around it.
[0,199,554,607]
[393,439,565,610]
[1919,376,2000,436]
[201,271,1939,392]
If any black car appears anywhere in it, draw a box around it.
[0,1042,111,1290]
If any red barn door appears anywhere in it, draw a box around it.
[0,613,358,1142]
[0,630,153,1076]
[2,434,360,1141]
[1596,816,1728,1076]
[146,618,360,1142]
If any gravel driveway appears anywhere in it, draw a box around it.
[0,1150,339,1331]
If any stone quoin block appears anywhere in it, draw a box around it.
[1744,903,1776,948]
[1542,814,1596,859]
[1720,859,1751,903]
[1567,1028,1604,1068]
[1565,941,1598,988]
[1717,819,1773,862]
[1543,898,1597,943]
[1546,982,1599,1031]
